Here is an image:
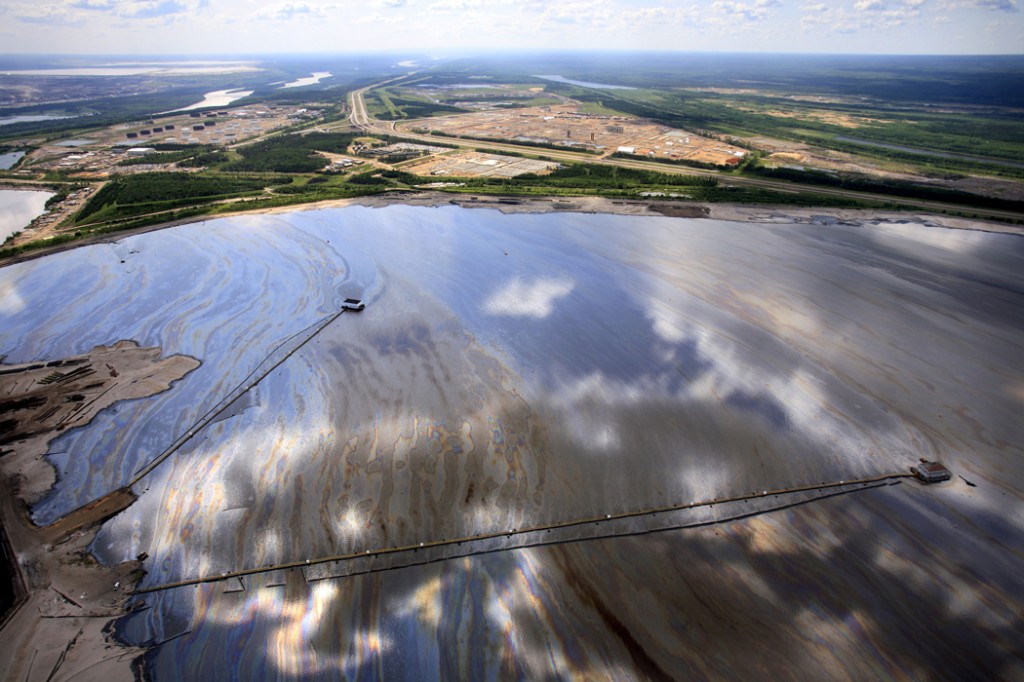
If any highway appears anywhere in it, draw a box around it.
[348,83,1024,223]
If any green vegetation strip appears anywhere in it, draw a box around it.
[74,173,275,222]
[222,132,360,173]
[135,473,913,594]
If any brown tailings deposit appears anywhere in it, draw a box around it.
[0,342,198,681]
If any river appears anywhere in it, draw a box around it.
[534,74,636,89]
[168,89,254,113]
[1,206,1021,679]
[280,72,332,88]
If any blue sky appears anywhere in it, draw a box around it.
[0,0,1020,54]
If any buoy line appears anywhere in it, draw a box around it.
[135,471,914,595]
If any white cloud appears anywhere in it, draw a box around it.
[711,0,782,21]
[483,276,574,319]
[963,0,1018,9]
[0,280,26,316]
[0,0,1020,52]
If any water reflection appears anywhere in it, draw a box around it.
[0,189,53,241]
[1,205,1021,679]
[483,276,575,318]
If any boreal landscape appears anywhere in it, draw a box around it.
[0,5,1023,681]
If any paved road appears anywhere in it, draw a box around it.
[348,84,1024,223]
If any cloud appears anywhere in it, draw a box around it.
[711,0,782,21]
[853,0,924,11]
[801,0,932,33]
[0,280,26,316]
[2,0,1022,51]
[70,0,115,9]
[255,1,321,20]
[483,276,574,319]
[934,0,1017,10]
[12,4,75,25]
[130,0,188,18]
[534,0,616,29]
[972,0,1018,9]
[13,0,200,23]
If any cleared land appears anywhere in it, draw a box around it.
[402,104,749,165]
[402,150,560,178]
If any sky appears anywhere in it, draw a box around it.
[0,0,1020,55]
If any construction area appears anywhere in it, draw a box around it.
[16,104,318,177]
[401,104,749,166]
[401,150,560,178]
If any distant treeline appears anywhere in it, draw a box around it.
[610,151,725,171]
[425,130,601,155]
[223,132,360,173]
[747,165,1024,213]
[444,53,1024,107]
[553,86,1024,172]
[520,163,718,188]
[804,137,1024,180]
[76,172,276,222]
[117,148,212,167]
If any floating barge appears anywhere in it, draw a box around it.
[912,460,952,483]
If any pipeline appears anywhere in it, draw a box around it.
[135,471,914,595]
[41,305,354,534]
[130,306,351,485]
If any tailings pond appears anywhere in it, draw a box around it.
[0,205,1021,679]
[0,189,52,241]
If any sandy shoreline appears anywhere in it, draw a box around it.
[2,191,1021,269]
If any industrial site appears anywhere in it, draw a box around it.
[401,150,560,178]
[402,104,750,165]
[12,104,320,177]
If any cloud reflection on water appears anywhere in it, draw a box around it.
[482,276,575,319]
[2,205,1022,679]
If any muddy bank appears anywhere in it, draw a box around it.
[0,341,198,681]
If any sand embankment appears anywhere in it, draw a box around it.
[0,341,199,681]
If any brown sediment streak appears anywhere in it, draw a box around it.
[588,575,674,682]
[134,473,911,594]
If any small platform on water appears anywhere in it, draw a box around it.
[912,460,952,483]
